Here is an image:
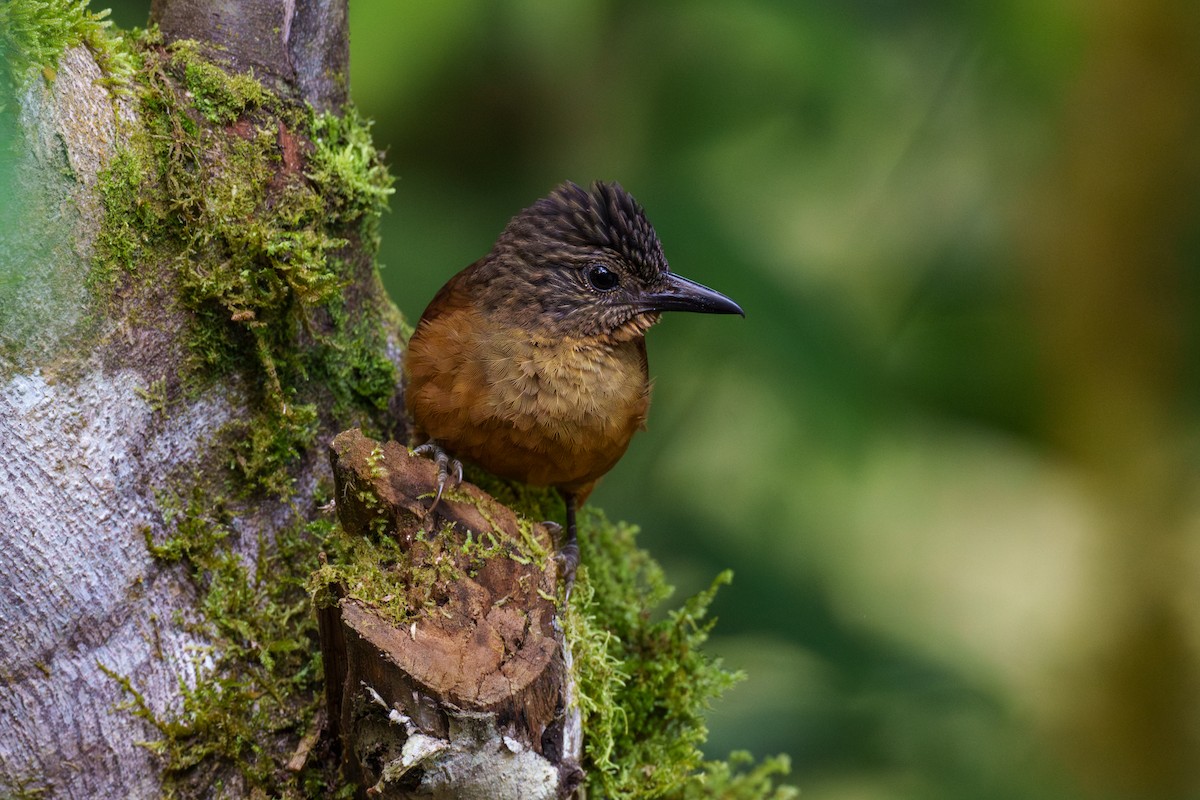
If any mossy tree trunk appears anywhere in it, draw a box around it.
[0,0,404,797]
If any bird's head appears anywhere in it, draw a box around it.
[475,181,743,341]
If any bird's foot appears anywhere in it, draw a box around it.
[556,541,580,600]
[544,520,580,582]
[546,492,581,601]
[541,520,579,600]
[410,442,463,516]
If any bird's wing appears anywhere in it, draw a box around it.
[416,258,486,326]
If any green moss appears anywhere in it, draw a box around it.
[227,400,320,496]
[91,145,160,283]
[314,304,401,421]
[1,771,52,799]
[562,507,795,799]
[312,470,794,799]
[465,467,565,522]
[564,507,731,798]
[171,40,270,125]
[92,34,396,494]
[105,483,349,797]
[0,0,135,101]
[308,503,547,627]
[307,107,395,243]
[681,752,799,800]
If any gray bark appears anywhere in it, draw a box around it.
[0,1,378,797]
[0,44,253,797]
[150,0,349,110]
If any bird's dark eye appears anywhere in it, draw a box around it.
[586,264,620,292]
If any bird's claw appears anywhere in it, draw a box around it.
[555,541,580,599]
[411,442,463,511]
[543,516,579,601]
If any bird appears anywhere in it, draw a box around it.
[404,180,742,571]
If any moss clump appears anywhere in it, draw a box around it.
[172,40,269,125]
[227,401,320,496]
[92,145,161,282]
[308,497,548,627]
[563,507,750,798]
[92,34,397,496]
[682,752,798,800]
[313,305,403,419]
[307,108,395,244]
[0,0,135,101]
[562,507,797,799]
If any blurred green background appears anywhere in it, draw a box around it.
[107,1,1200,796]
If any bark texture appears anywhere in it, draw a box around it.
[0,44,207,800]
[150,0,349,110]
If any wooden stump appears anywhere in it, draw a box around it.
[318,429,583,798]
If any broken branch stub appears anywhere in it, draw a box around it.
[320,429,583,798]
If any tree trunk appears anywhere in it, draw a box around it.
[0,0,403,796]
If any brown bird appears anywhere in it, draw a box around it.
[405,180,742,567]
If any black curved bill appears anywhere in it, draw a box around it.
[641,273,744,316]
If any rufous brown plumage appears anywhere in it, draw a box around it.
[405,180,742,565]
